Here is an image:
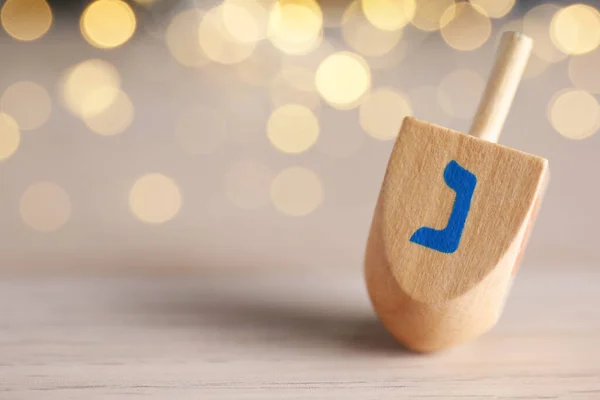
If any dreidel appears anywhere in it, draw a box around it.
[364,32,549,352]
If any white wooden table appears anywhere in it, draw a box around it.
[1,267,599,399]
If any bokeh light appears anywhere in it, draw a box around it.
[1,0,52,41]
[1,81,51,131]
[20,182,71,232]
[440,2,492,51]
[360,0,416,31]
[166,9,209,68]
[224,159,274,210]
[268,104,319,153]
[80,0,136,49]
[471,0,515,19]
[268,0,323,55]
[569,49,600,93]
[550,4,600,56]
[549,89,599,140]
[359,87,412,140]
[342,1,403,58]
[221,0,269,44]
[411,0,455,32]
[523,4,568,63]
[270,166,323,216]
[82,88,134,136]
[270,67,320,109]
[129,173,182,224]
[0,113,20,161]
[175,105,227,155]
[438,69,484,119]
[199,5,257,64]
[316,52,371,109]
[61,59,121,118]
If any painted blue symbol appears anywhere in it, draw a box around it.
[410,160,477,254]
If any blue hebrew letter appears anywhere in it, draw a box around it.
[409,160,477,254]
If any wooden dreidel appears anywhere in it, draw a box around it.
[364,32,549,353]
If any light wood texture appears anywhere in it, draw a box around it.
[1,268,599,399]
[469,32,533,143]
[364,32,545,352]
[365,118,548,352]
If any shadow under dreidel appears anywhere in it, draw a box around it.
[126,271,411,356]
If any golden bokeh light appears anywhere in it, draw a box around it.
[166,9,209,68]
[80,0,136,49]
[523,4,568,63]
[360,0,416,31]
[267,104,319,153]
[129,173,182,224]
[315,52,371,109]
[224,159,274,210]
[1,81,51,131]
[175,105,227,155]
[268,0,323,55]
[199,5,257,64]
[270,166,323,217]
[411,0,455,32]
[82,88,134,136]
[569,49,600,93]
[342,1,403,58]
[359,87,412,140]
[61,59,121,118]
[440,2,491,51]
[20,182,71,232]
[222,0,269,44]
[549,89,599,140]
[438,69,484,119]
[270,67,320,109]
[1,0,52,41]
[470,0,515,19]
[550,4,600,56]
[0,113,20,161]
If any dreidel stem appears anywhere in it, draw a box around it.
[469,32,533,143]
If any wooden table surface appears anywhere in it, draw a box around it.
[1,267,599,399]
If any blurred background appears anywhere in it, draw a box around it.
[0,0,598,276]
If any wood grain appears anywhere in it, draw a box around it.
[365,118,549,352]
[1,268,599,399]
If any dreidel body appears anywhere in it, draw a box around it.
[364,33,549,352]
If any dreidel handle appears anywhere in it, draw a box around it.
[469,32,533,143]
